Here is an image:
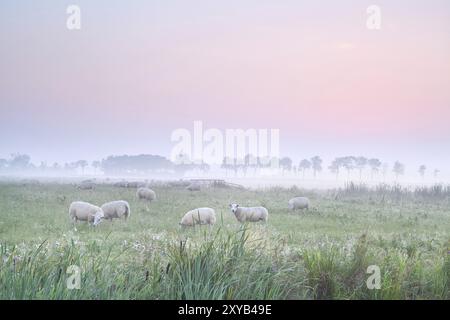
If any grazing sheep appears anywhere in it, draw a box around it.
[114,180,129,188]
[288,197,310,210]
[127,181,146,188]
[186,183,201,191]
[69,201,104,226]
[179,207,216,227]
[136,187,156,201]
[77,181,95,190]
[101,200,131,221]
[229,204,268,223]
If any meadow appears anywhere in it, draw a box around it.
[0,181,448,299]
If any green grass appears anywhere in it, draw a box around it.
[0,182,448,299]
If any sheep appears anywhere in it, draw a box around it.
[136,187,156,201]
[101,200,131,221]
[69,201,104,226]
[179,207,216,227]
[288,197,310,210]
[77,181,95,190]
[186,183,201,191]
[127,181,146,188]
[229,204,268,223]
[114,180,129,188]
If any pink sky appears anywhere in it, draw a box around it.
[0,0,449,170]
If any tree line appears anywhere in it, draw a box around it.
[0,153,441,180]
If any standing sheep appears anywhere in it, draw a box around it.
[69,201,104,226]
[179,207,216,227]
[136,187,156,201]
[229,204,268,223]
[101,200,131,221]
[288,197,310,210]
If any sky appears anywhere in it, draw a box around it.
[0,0,449,174]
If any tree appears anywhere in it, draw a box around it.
[418,165,426,179]
[392,161,405,180]
[368,158,382,179]
[355,156,368,180]
[310,156,322,178]
[8,153,31,170]
[381,163,389,180]
[243,154,257,176]
[328,159,340,180]
[39,161,48,171]
[279,157,292,175]
[341,156,356,179]
[92,161,101,174]
[434,169,440,179]
[76,160,88,175]
[0,158,8,170]
[298,159,311,179]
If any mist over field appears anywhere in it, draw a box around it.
[0,1,449,301]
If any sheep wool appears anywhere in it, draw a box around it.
[180,207,216,227]
[101,200,131,220]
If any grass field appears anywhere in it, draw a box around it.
[0,181,449,299]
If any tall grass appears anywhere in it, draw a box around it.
[1,227,448,300]
[0,227,299,299]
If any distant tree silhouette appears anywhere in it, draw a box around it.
[39,161,47,171]
[433,169,440,179]
[279,157,292,175]
[8,153,31,170]
[368,158,382,179]
[101,154,172,175]
[310,156,322,178]
[393,161,405,180]
[418,165,426,179]
[92,160,101,174]
[381,163,389,180]
[355,156,368,180]
[0,159,7,170]
[328,159,340,179]
[76,160,88,175]
[299,159,311,178]
[341,156,355,179]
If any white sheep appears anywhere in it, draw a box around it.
[179,207,216,227]
[288,197,310,210]
[229,204,268,223]
[101,200,131,221]
[136,187,156,201]
[69,201,104,226]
